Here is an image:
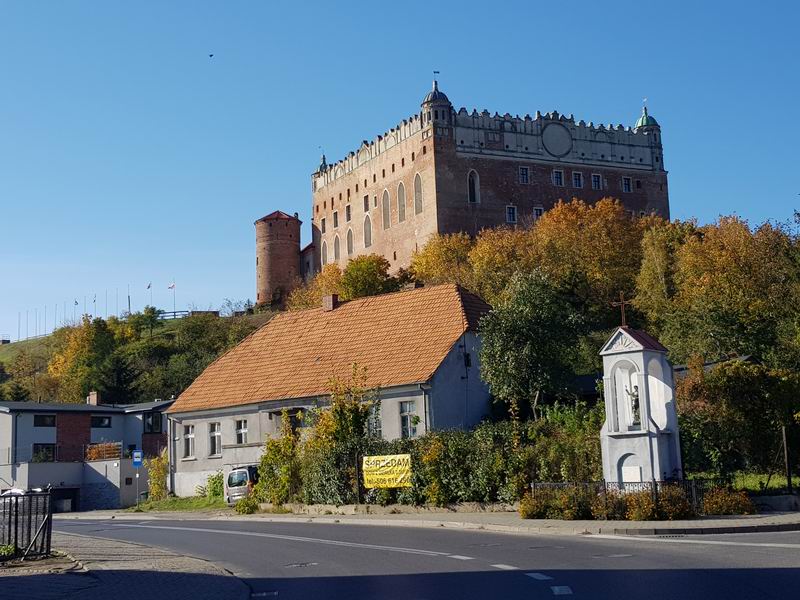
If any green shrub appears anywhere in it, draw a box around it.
[206,471,224,498]
[519,492,548,519]
[590,489,627,520]
[255,409,301,505]
[702,487,756,515]
[234,496,259,514]
[0,544,15,559]
[144,447,169,502]
[657,485,695,520]
[554,487,593,520]
[625,490,658,520]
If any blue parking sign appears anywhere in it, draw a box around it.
[132,450,143,467]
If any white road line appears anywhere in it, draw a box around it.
[550,586,573,595]
[109,523,453,557]
[490,563,519,570]
[448,555,474,560]
[589,533,800,550]
[526,572,553,580]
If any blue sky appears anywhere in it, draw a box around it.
[1,1,798,340]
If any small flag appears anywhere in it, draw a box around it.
[146,282,151,290]
[167,282,175,290]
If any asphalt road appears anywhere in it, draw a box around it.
[54,519,800,599]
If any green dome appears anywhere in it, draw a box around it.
[635,106,659,129]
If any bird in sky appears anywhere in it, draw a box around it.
[209,54,214,58]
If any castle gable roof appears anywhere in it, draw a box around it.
[169,284,491,414]
[255,210,298,223]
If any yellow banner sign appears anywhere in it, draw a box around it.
[362,454,412,489]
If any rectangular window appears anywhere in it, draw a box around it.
[321,218,326,233]
[32,443,55,462]
[345,205,352,222]
[591,174,602,190]
[506,205,518,224]
[518,166,529,184]
[636,179,642,189]
[91,415,112,428]
[33,414,56,427]
[235,419,248,445]
[143,412,162,434]
[367,405,382,439]
[552,170,564,187]
[533,207,544,220]
[400,401,417,439]
[333,211,339,228]
[183,425,195,458]
[363,195,369,212]
[622,177,632,193]
[209,422,221,456]
[572,172,583,188]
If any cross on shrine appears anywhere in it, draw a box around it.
[611,291,633,327]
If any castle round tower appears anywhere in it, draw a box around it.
[255,211,301,306]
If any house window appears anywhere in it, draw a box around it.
[382,190,391,229]
[368,405,382,439]
[414,174,423,214]
[32,443,55,462]
[552,170,564,186]
[467,170,480,203]
[397,182,406,222]
[345,205,352,222]
[533,206,544,220]
[183,425,195,458]
[333,211,339,228]
[347,229,354,255]
[91,416,112,428]
[321,240,328,265]
[622,177,632,193]
[363,195,369,212]
[518,166,529,184]
[33,414,56,427]
[208,422,221,456]
[334,235,340,261]
[506,205,518,224]
[400,401,417,439]
[572,172,583,188]
[364,215,372,248]
[636,179,642,189]
[235,420,248,445]
[591,174,602,190]
[321,218,326,234]
[144,412,162,434]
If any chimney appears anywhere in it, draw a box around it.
[322,294,339,312]
[86,391,101,405]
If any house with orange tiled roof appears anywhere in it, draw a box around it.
[166,284,492,497]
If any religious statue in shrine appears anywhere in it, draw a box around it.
[625,384,641,427]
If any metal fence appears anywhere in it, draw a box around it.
[530,479,726,517]
[0,491,52,560]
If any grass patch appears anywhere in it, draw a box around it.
[690,471,794,494]
[128,495,228,512]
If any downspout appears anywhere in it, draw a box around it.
[419,383,432,434]
[167,416,175,494]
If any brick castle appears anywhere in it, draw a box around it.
[255,81,669,305]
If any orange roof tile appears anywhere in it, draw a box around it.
[169,284,490,414]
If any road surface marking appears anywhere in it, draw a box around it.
[107,523,456,558]
[490,563,518,570]
[550,586,573,595]
[526,572,553,580]
[448,555,474,560]
[590,534,800,550]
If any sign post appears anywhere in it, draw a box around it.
[132,450,143,506]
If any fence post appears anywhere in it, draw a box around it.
[652,480,659,517]
[691,480,698,514]
[13,496,19,557]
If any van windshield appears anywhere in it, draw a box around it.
[227,470,249,488]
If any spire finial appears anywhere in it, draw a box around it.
[433,70,440,89]
[642,97,648,116]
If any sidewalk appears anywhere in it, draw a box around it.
[56,507,800,536]
[0,531,249,600]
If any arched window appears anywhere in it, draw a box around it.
[364,215,372,248]
[382,190,390,230]
[397,182,406,222]
[321,240,328,265]
[414,173,423,214]
[333,235,340,261]
[468,170,480,204]
[346,229,354,255]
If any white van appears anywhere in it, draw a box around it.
[225,465,259,506]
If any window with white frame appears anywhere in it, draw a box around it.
[591,174,602,190]
[208,422,221,456]
[368,405,382,439]
[533,206,544,220]
[552,170,564,187]
[572,172,583,188]
[518,166,529,184]
[622,177,632,193]
[400,401,417,439]
[183,425,195,458]
[235,419,248,445]
[506,205,518,224]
